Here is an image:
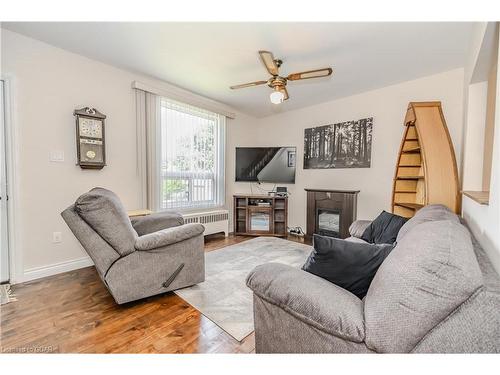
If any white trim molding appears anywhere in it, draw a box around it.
[132,80,237,119]
[1,75,24,284]
[21,256,94,283]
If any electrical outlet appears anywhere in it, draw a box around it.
[52,232,62,243]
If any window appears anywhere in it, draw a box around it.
[159,98,225,211]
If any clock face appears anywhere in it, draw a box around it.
[79,118,102,138]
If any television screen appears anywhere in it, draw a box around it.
[235,147,296,183]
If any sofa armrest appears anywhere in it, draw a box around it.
[135,223,204,251]
[246,263,365,342]
[349,220,372,238]
[131,211,184,236]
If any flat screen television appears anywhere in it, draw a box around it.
[235,147,296,183]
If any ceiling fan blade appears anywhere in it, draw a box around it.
[287,68,333,81]
[279,87,289,101]
[230,80,268,90]
[259,50,279,76]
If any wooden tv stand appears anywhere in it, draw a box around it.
[233,194,288,237]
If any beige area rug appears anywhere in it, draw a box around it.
[175,236,312,341]
[0,284,16,305]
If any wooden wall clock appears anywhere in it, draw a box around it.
[74,107,106,169]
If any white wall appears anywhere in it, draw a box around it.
[225,112,259,231]
[462,81,488,191]
[462,22,500,275]
[1,29,254,282]
[229,69,465,230]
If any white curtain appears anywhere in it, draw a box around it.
[135,90,161,210]
[136,91,225,212]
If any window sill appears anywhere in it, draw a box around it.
[127,209,153,218]
[163,205,226,214]
[462,191,490,205]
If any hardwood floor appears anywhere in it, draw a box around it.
[0,234,309,354]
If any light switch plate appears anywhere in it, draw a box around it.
[52,232,62,243]
[49,150,64,162]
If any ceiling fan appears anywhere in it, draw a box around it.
[230,50,333,104]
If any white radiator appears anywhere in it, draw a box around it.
[182,209,229,237]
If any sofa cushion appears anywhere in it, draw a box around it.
[364,220,483,353]
[396,204,459,242]
[361,211,408,244]
[75,187,138,256]
[247,263,366,343]
[302,234,394,299]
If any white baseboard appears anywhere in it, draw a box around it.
[21,256,94,283]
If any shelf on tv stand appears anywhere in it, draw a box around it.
[233,194,288,237]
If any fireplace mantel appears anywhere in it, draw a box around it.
[305,189,359,239]
[304,189,360,194]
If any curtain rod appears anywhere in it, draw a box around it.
[132,81,236,119]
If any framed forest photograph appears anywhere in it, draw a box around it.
[303,117,373,169]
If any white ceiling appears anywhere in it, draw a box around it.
[3,22,476,117]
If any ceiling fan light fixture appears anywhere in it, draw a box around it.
[230,50,333,103]
[270,90,285,104]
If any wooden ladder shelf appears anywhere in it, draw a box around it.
[391,102,460,218]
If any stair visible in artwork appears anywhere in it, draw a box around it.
[241,148,280,180]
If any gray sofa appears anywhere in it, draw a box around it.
[62,187,205,304]
[246,204,500,353]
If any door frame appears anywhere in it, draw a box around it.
[0,77,8,282]
[1,76,22,284]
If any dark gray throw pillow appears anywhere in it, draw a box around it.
[361,210,408,244]
[302,234,394,298]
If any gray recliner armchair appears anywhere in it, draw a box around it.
[61,187,205,304]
